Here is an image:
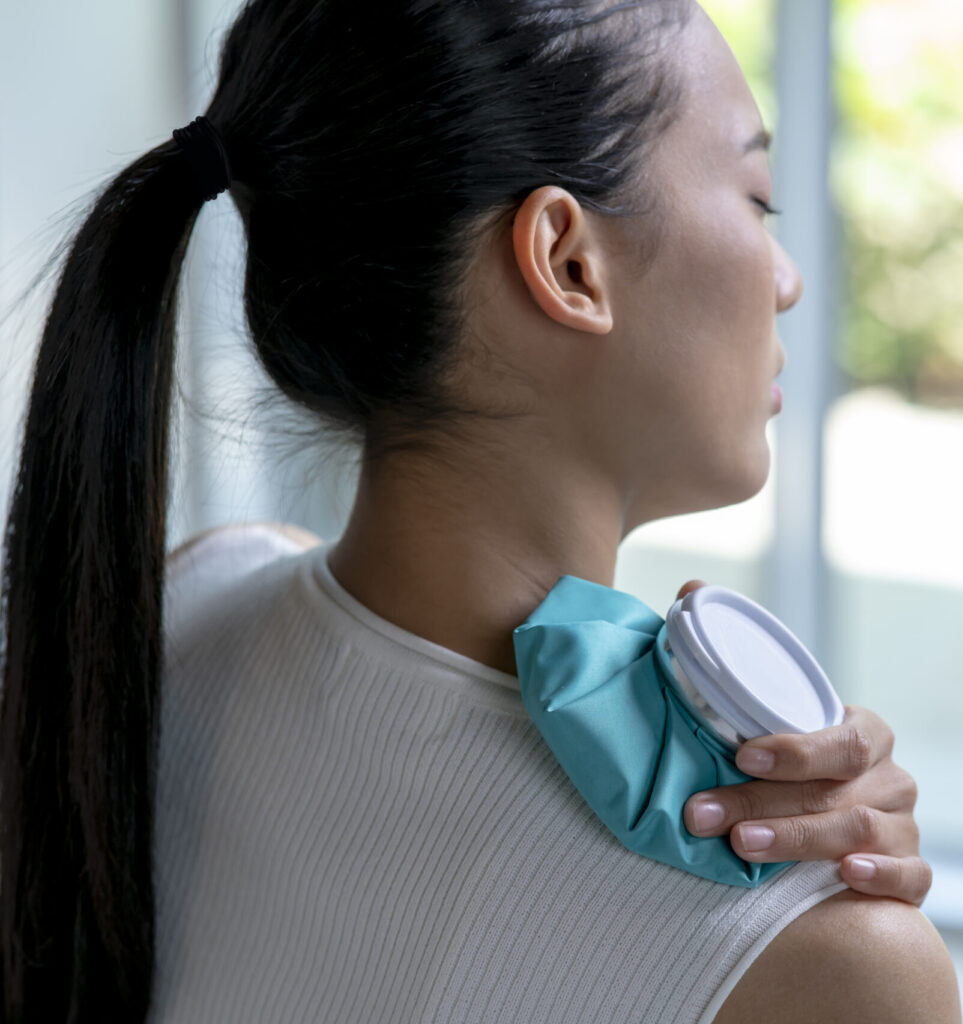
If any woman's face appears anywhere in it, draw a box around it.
[595,5,803,529]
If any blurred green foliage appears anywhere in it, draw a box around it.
[835,0,963,402]
[704,0,963,405]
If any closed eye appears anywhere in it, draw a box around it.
[753,197,781,217]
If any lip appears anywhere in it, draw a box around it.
[770,382,783,413]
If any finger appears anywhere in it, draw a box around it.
[684,778,848,837]
[840,854,933,907]
[687,762,918,838]
[734,706,895,782]
[729,805,917,863]
[674,579,707,601]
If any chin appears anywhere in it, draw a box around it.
[723,444,772,504]
[624,441,772,530]
[735,447,772,499]
[680,447,772,517]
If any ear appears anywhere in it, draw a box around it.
[511,186,614,335]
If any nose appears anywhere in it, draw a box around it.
[774,241,803,313]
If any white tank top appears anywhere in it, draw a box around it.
[152,524,844,1023]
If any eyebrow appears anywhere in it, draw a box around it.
[743,129,773,155]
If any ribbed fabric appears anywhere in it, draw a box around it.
[152,524,846,1024]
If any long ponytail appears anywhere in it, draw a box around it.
[2,0,690,1016]
[1,141,205,1020]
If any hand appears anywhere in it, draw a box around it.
[674,581,930,906]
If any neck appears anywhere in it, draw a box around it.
[328,442,623,675]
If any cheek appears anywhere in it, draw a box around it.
[604,205,779,501]
[682,224,776,405]
[684,220,773,335]
[644,220,776,492]
[631,228,771,413]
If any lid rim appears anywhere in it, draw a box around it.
[666,587,844,738]
[665,609,766,739]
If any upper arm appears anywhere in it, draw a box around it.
[714,890,961,1024]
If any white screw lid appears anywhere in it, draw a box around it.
[664,586,844,742]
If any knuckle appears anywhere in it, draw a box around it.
[801,779,839,815]
[905,816,921,850]
[846,727,874,777]
[781,734,818,777]
[738,786,770,822]
[916,860,934,902]
[895,767,919,809]
[781,813,816,852]
[872,714,896,757]
[851,805,882,848]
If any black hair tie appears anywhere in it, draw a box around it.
[172,116,232,202]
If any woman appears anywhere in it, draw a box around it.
[1,0,956,1021]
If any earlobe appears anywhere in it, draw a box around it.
[512,186,614,335]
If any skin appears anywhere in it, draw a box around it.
[714,890,960,1024]
[178,3,958,1017]
[327,2,930,909]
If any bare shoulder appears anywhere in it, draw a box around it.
[166,521,323,569]
[714,890,961,1024]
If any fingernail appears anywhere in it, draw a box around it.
[738,825,776,852]
[848,857,877,881]
[736,747,776,776]
[690,800,726,834]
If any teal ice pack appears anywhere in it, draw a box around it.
[513,575,844,888]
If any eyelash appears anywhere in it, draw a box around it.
[754,198,782,217]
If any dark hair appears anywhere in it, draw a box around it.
[1,0,690,1018]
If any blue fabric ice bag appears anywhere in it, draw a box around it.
[513,575,793,888]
